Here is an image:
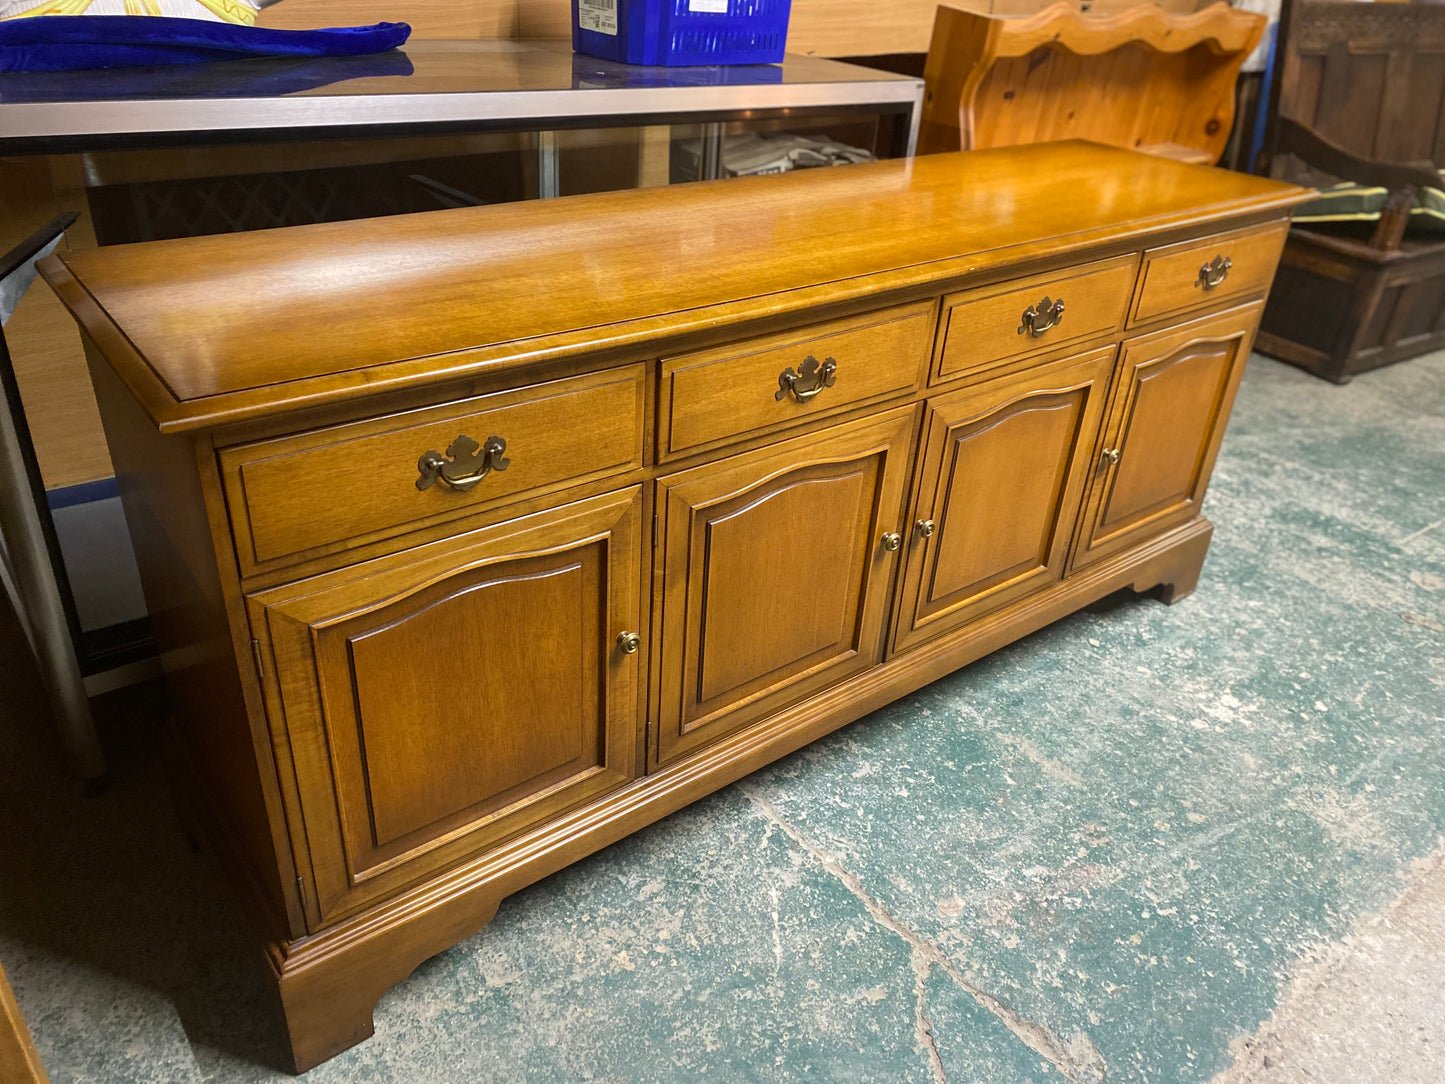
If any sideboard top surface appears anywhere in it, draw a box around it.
[42,142,1309,434]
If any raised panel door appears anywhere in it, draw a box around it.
[653,406,918,766]
[249,488,643,926]
[893,346,1116,654]
[1072,302,1262,570]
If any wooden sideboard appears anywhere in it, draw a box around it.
[40,144,1309,1073]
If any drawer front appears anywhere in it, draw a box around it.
[934,255,1137,382]
[659,301,932,459]
[223,366,646,572]
[1131,222,1289,326]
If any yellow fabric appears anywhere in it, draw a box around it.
[0,0,257,21]
[1,0,96,18]
[190,0,255,23]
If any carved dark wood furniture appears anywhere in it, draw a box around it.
[1255,0,1445,382]
[40,143,1307,1073]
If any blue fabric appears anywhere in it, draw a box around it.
[0,49,414,100]
[1247,22,1279,175]
[0,15,410,73]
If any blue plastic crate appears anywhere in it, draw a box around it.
[572,0,792,67]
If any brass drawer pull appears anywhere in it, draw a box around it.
[916,518,936,539]
[1018,295,1065,337]
[881,531,902,552]
[1197,255,1231,290]
[616,631,642,655]
[416,434,510,493]
[1100,447,1122,470]
[776,354,837,403]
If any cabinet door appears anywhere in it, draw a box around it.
[653,406,918,767]
[1072,302,1261,570]
[249,488,643,926]
[893,346,1116,654]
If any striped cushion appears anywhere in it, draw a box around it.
[1293,178,1445,235]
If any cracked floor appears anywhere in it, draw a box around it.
[2,350,1444,1083]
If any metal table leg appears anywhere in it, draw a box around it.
[905,83,924,157]
[0,214,104,781]
[699,123,725,180]
[537,131,560,199]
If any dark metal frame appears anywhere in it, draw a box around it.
[0,212,106,779]
[1,213,85,653]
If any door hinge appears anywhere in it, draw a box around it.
[652,511,661,547]
[296,875,306,904]
[250,637,264,676]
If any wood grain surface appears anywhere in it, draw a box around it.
[659,300,932,459]
[41,144,1308,434]
[258,0,958,57]
[1071,301,1262,569]
[1,156,111,488]
[58,139,1308,1073]
[222,365,646,571]
[1131,221,1288,325]
[0,963,48,1084]
[934,253,1136,381]
[256,0,1220,57]
[894,345,1115,653]
[920,2,1265,162]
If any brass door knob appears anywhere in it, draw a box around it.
[616,631,642,655]
[881,532,902,552]
[916,519,936,539]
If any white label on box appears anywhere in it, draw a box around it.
[579,0,618,35]
[689,0,728,11]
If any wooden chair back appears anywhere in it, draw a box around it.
[920,1,1265,164]
[1264,0,1445,190]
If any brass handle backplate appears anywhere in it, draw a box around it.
[1197,255,1232,290]
[1019,296,1065,337]
[916,519,936,539]
[881,532,902,552]
[776,355,837,403]
[616,631,642,655]
[416,434,510,492]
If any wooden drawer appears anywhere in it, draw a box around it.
[658,300,932,460]
[222,366,646,572]
[934,254,1137,382]
[1131,222,1289,326]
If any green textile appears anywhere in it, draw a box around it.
[1293,176,1445,235]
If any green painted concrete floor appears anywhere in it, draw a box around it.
[2,352,1443,1084]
